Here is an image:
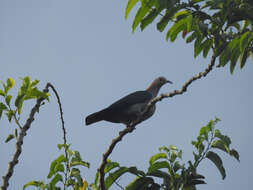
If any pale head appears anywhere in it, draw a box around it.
[146,76,172,97]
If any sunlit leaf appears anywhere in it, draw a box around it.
[149,152,167,165]
[132,4,150,32]
[23,180,44,190]
[5,95,12,106]
[5,134,15,143]
[211,140,229,153]
[148,161,170,173]
[125,0,139,19]
[49,173,63,188]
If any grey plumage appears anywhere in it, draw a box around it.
[85,76,172,126]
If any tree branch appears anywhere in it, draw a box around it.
[1,84,50,190]
[98,54,217,190]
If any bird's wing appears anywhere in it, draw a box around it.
[107,91,152,111]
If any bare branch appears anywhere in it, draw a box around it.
[98,54,217,190]
[1,84,50,190]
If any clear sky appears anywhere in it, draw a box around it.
[0,1,252,190]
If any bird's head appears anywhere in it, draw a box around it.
[152,76,172,87]
[146,76,172,96]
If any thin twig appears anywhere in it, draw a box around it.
[46,83,69,190]
[1,84,50,190]
[98,54,217,190]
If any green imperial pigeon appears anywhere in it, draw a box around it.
[85,77,172,126]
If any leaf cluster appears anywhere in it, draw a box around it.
[125,0,253,73]
[92,118,239,190]
[0,77,49,143]
[23,144,90,190]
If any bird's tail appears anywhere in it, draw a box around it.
[85,109,107,125]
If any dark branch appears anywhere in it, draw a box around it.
[98,54,217,190]
[1,84,50,190]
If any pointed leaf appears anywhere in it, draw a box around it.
[5,95,12,106]
[149,152,167,165]
[230,149,240,162]
[0,89,5,96]
[211,140,229,153]
[132,4,150,32]
[239,49,248,69]
[128,166,146,176]
[49,173,63,188]
[5,134,15,143]
[105,167,129,189]
[23,181,44,190]
[206,151,226,179]
[140,8,159,31]
[125,177,154,190]
[70,160,90,168]
[148,161,170,173]
[125,0,139,19]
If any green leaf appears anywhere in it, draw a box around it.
[15,94,25,115]
[5,78,15,93]
[230,149,240,162]
[132,4,150,32]
[48,154,67,178]
[14,128,18,138]
[157,11,170,32]
[5,95,12,106]
[214,129,231,146]
[149,152,167,165]
[202,39,213,58]
[105,167,129,189]
[170,150,178,162]
[23,180,44,190]
[186,14,193,32]
[70,160,90,168]
[31,79,40,87]
[173,161,182,172]
[54,163,65,173]
[239,49,248,69]
[0,89,5,96]
[211,140,229,153]
[166,18,187,42]
[104,161,120,174]
[199,126,209,140]
[125,0,139,19]
[128,166,146,177]
[140,8,159,31]
[148,161,170,173]
[186,32,198,43]
[69,168,83,186]
[147,169,170,180]
[5,110,15,122]
[240,31,253,52]
[125,177,154,190]
[49,173,63,188]
[5,134,15,143]
[0,102,8,111]
[194,35,204,58]
[206,151,226,179]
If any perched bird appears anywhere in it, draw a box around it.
[85,77,172,126]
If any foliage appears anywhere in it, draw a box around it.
[91,118,239,190]
[125,0,253,73]
[23,144,90,190]
[0,76,49,143]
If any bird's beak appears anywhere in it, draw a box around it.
[166,80,173,84]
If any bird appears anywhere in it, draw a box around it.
[85,76,172,126]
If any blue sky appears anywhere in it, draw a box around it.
[0,1,252,190]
